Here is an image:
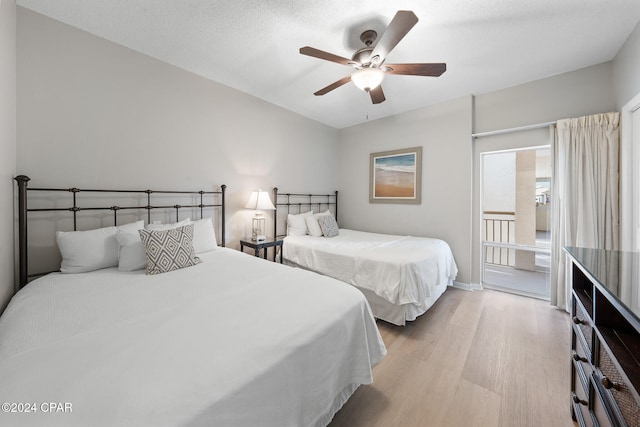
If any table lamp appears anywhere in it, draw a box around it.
[245,189,275,242]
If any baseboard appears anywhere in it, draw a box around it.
[451,281,477,291]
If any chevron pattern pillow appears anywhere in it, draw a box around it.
[138,224,201,275]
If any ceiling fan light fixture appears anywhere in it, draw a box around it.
[300,11,445,104]
[351,68,385,92]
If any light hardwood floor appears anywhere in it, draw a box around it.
[329,287,576,427]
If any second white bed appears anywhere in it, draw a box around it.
[284,229,458,326]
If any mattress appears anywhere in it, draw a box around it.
[0,248,386,426]
[284,229,458,314]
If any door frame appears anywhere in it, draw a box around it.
[620,92,640,251]
[479,145,551,299]
[472,125,554,294]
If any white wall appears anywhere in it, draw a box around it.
[613,20,640,109]
[17,8,339,252]
[482,152,515,213]
[474,62,615,133]
[614,20,640,252]
[339,96,473,285]
[0,0,17,312]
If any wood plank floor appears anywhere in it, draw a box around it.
[329,287,576,427]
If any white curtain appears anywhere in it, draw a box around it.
[550,112,620,310]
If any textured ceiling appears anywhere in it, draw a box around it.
[16,0,640,129]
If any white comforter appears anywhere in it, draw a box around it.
[0,248,385,427]
[284,229,458,310]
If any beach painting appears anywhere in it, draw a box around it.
[370,147,422,204]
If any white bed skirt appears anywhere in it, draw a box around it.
[285,259,450,326]
[355,282,449,326]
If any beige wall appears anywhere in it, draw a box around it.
[0,0,17,312]
[17,8,339,252]
[338,96,473,285]
[514,151,536,271]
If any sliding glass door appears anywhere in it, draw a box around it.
[473,124,553,299]
[481,147,551,299]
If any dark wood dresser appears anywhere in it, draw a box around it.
[565,247,640,427]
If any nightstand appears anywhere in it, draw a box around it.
[239,238,283,263]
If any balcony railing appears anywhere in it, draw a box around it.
[483,211,515,266]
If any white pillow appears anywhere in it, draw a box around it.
[116,229,147,271]
[304,215,322,237]
[191,217,217,253]
[145,218,190,230]
[305,210,332,237]
[57,220,144,273]
[287,211,313,236]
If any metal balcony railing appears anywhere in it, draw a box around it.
[483,211,515,266]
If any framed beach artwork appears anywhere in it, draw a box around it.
[369,146,422,204]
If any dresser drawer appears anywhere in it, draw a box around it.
[592,376,614,427]
[573,298,593,355]
[598,345,640,427]
[573,331,593,380]
[572,392,592,427]
[573,361,593,427]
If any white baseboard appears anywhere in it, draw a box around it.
[451,281,483,291]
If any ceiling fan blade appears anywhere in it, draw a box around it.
[314,75,352,96]
[384,63,446,77]
[300,46,354,66]
[370,11,418,65]
[369,86,386,104]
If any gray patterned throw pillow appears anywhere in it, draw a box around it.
[318,215,339,238]
[138,224,201,275]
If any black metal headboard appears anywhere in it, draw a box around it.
[15,175,226,289]
[272,188,338,240]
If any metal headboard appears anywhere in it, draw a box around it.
[272,187,338,240]
[15,175,226,289]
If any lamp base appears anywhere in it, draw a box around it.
[253,235,267,242]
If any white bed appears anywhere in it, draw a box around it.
[0,249,386,426]
[283,229,458,326]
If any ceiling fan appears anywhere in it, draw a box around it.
[300,10,446,104]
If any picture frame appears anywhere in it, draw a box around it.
[369,146,422,204]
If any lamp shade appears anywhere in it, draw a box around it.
[245,190,274,242]
[351,68,385,92]
[245,190,276,211]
